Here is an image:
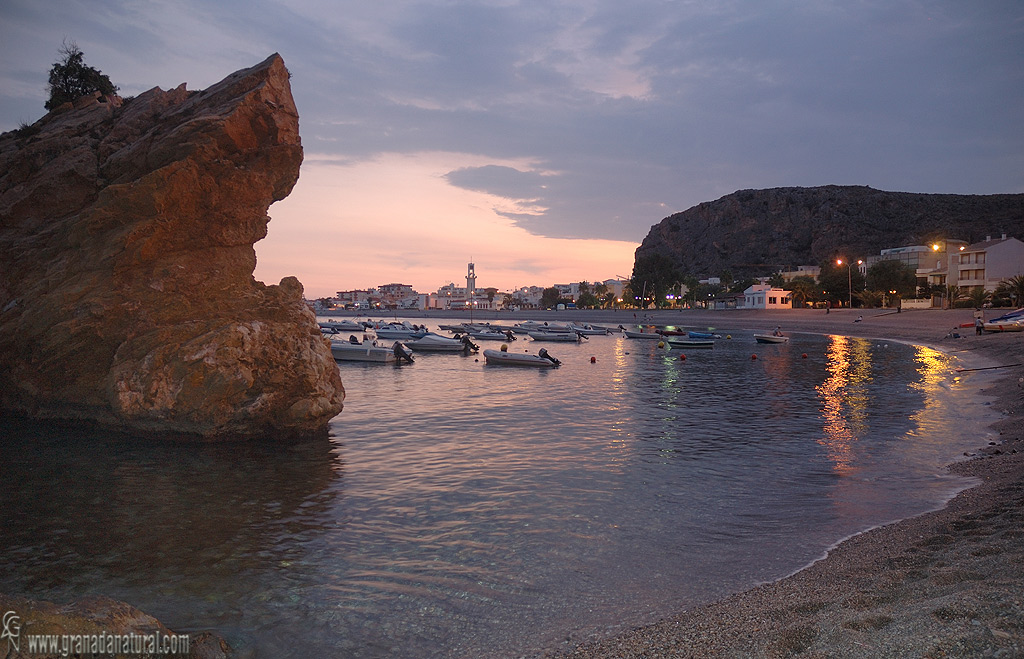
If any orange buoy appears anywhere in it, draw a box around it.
[751,354,758,360]
[590,356,596,363]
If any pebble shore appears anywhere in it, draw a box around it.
[371,306,1023,657]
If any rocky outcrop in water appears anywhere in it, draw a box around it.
[637,185,1024,277]
[0,54,344,438]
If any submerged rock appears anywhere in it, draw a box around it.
[0,54,343,438]
[0,593,233,658]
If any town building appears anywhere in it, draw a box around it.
[742,284,792,310]
[778,265,821,282]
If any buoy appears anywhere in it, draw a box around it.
[726,335,732,339]
[801,353,808,359]
[590,356,596,363]
[658,341,665,348]
[679,354,686,360]
[751,354,758,360]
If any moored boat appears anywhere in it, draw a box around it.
[624,329,662,339]
[405,333,479,352]
[666,338,715,349]
[754,333,789,344]
[331,337,407,363]
[528,331,582,342]
[483,347,561,367]
[569,323,610,335]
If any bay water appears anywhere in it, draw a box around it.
[0,323,998,657]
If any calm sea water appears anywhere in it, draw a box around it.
[0,322,999,657]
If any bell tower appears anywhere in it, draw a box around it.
[466,262,477,298]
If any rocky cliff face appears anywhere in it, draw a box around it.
[0,54,344,439]
[637,185,1024,277]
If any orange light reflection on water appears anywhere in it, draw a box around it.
[816,335,873,476]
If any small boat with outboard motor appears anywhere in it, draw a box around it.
[483,346,561,367]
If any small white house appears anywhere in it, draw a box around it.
[743,284,792,310]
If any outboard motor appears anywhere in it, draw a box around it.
[349,334,360,345]
[538,348,561,366]
[461,335,479,352]
[393,342,414,363]
[505,330,516,341]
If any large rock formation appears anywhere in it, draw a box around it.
[637,185,1024,277]
[0,54,344,438]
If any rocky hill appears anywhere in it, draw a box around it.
[0,54,344,439]
[636,186,1024,277]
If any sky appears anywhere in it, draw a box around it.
[2,1,1022,298]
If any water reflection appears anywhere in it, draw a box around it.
[0,328,997,658]
[816,335,873,475]
[0,417,340,645]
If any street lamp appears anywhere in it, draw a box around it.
[836,258,863,309]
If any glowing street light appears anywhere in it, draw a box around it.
[836,258,862,309]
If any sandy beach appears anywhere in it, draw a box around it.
[365,306,1023,657]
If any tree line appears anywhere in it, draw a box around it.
[627,253,1024,310]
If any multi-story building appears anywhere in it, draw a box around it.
[778,265,821,282]
[952,234,1024,293]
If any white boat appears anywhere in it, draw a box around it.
[513,321,572,334]
[468,329,517,341]
[754,333,789,344]
[405,333,478,352]
[528,331,582,342]
[331,337,411,363]
[666,338,714,349]
[983,308,1024,332]
[624,329,662,339]
[983,319,1024,332]
[569,323,610,335]
[374,322,429,339]
[321,319,365,332]
[483,348,561,367]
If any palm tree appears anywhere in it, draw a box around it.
[995,275,1024,308]
[943,284,964,309]
[967,287,991,309]
[787,276,818,308]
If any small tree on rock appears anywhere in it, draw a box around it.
[45,41,118,111]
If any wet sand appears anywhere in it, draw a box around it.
[374,306,1023,657]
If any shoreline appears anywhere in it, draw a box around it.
[336,307,1024,656]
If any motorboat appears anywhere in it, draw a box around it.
[320,319,364,332]
[624,328,662,339]
[513,321,572,334]
[754,333,789,343]
[331,337,411,363]
[528,331,582,342]
[687,331,721,339]
[468,329,517,341]
[373,321,429,340]
[405,333,479,352]
[666,338,714,349]
[569,323,610,335]
[483,347,561,367]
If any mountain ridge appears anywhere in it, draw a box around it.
[635,185,1024,277]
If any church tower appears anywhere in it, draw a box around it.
[466,262,477,298]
